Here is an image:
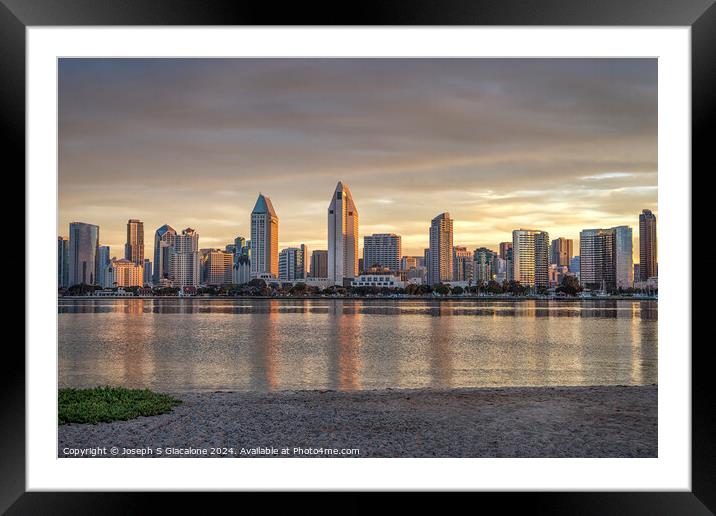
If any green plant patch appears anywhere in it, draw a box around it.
[59,386,182,425]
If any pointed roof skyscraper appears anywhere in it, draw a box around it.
[327,181,359,286]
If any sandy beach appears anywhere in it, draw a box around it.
[58,385,657,458]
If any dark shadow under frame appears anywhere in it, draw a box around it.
[3,0,713,513]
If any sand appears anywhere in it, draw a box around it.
[58,385,657,458]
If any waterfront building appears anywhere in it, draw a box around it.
[550,237,573,267]
[499,242,513,260]
[613,225,634,289]
[205,249,234,285]
[351,273,405,289]
[473,247,497,285]
[428,213,454,285]
[143,259,152,286]
[124,219,144,265]
[97,245,111,285]
[570,256,581,280]
[153,224,177,284]
[579,228,616,291]
[57,236,69,288]
[328,181,359,286]
[452,246,474,282]
[250,194,279,279]
[363,233,401,273]
[401,256,420,270]
[233,254,251,284]
[310,250,328,278]
[105,258,143,288]
[69,222,100,285]
[548,264,570,287]
[494,256,508,283]
[639,209,657,281]
[512,229,549,288]
[279,246,308,281]
[499,242,514,281]
[170,227,200,287]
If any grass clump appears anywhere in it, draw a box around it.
[59,386,182,425]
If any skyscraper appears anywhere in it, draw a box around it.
[473,247,498,284]
[639,209,657,281]
[205,249,234,285]
[97,245,111,285]
[428,213,453,285]
[170,227,200,287]
[579,228,616,291]
[143,259,153,286]
[153,224,176,283]
[250,194,279,279]
[278,246,308,281]
[57,237,69,288]
[499,242,514,281]
[550,237,573,267]
[125,219,144,265]
[310,250,328,278]
[327,182,359,286]
[499,242,513,260]
[613,225,633,289]
[363,233,401,273]
[68,222,99,286]
[452,246,473,282]
[512,229,549,288]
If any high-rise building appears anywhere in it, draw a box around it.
[363,233,401,273]
[428,213,453,285]
[68,222,100,286]
[153,224,177,283]
[550,237,573,267]
[233,254,251,285]
[279,246,308,281]
[570,256,581,280]
[328,182,359,286]
[512,229,549,288]
[125,219,144,265]
[452,246,473,282]
[97,245,111,272]
[170,228,200,287]
[613,226,633,289]
[143,259,152,286]
[205,249,234,285]
[57,237,69,288]
[639,209,657,281]
[473,247,497,284]
[499,242,513,260]
[104,258,144,288]
[579,228,616,291]
[250,194,279,279]
[310,250,328,278]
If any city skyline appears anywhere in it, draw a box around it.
[59,58,657,259]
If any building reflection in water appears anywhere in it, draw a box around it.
[426,302,452,388]
[326,300,362,391]
[58,298,658,391]
[247,299,280,391]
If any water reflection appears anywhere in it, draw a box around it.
[58,298,658,392]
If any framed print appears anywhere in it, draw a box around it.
[5,0,713,512]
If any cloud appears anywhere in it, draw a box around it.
[58,58,657,257]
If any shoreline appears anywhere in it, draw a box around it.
[59,385,658,458]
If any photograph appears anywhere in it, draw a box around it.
[56,57,658,459]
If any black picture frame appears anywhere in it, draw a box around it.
[5,0,712,512]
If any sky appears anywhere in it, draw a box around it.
[58,58,657,260]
